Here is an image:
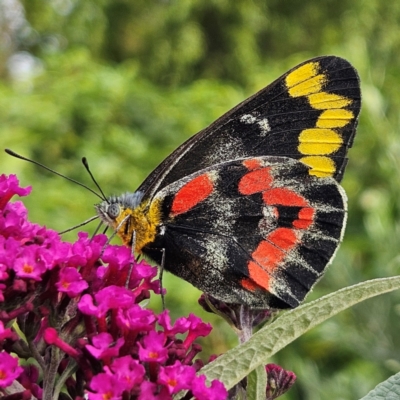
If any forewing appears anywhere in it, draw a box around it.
[143,156,347,308]
[138,56,361,199]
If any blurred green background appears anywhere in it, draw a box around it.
[1,1,400,399]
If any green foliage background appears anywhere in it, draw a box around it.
[1,1,400,399]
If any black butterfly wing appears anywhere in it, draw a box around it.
[138,56,361,200]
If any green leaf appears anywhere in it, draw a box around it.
[200,276,400,390]
[359,372,400,399]
[246,365,267,400]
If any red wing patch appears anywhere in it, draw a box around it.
[262,188,308,207]
[240,277,265,292]
[171,173,214,216]
[293,207,315,229]
[247,228,298,291]
[242,158,263,171]
[238,167,273,195]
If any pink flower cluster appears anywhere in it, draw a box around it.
[0,174,227,399]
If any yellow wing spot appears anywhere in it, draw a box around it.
[316,109,354,129]
[287,60,356,178]
[285,61,319,88]
[298,128,343,155]
[288,74,326,98]
[300,156,336,178]
[308,92,352,110]
[114,199,162,253]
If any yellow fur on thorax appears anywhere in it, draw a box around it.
[113,199,162,253]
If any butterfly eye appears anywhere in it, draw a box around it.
[107,204,120,219]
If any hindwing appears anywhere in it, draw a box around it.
[142,156,347,308]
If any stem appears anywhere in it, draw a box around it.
[28,340,46,372]
[43,347,62,400]
[53,359,78,400]
[238,305,253,344]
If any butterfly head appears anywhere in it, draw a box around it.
[95,192,144,224]
[95,191,162,253]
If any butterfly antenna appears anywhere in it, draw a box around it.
[58,215,100,234]
[81,157,109,203]
[5,149,105,202]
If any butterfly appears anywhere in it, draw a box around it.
[95,56,361,309]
